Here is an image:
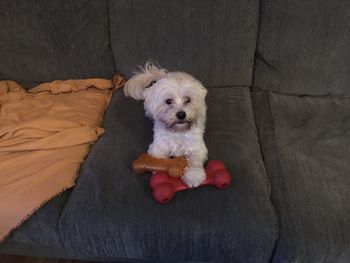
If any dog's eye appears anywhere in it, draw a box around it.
[185,97,191,104]
[165,99,173,105]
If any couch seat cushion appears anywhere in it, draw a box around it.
[58,87,278,262]
[0,191,69,254]
[253,91,350,262]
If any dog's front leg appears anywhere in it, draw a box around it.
[147,141,169,158]
[182,149,207,188]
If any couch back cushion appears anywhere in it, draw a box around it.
[109,0,259,87]
[254,0,350,96]
[0,0,115,88]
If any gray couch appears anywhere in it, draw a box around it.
[0,0,349,262]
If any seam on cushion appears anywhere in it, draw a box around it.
[266,91,296,263]
[251,0,263,89]
[206,85,253,89]
[246,0,261,87]
[106,0,117,75]
[250,90,281,263]
[254,87,350,100]
[265,92,285,263]
[248,90,280,263]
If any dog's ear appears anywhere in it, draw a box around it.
[196,83,207,99]
[124,62,167,100]
[200,86,208,98]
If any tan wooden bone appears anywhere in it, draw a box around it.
[132,153,188,178]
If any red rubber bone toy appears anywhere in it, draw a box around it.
[132,154,231,203]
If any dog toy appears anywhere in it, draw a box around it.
[132,153,188,178]
[151,160,231,204]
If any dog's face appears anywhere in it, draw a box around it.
[143,72,207,132]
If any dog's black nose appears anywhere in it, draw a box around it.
[176,111,186,120]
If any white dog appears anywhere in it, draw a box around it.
[124,62,208,187]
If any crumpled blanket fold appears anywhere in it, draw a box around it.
[0,75,125,241]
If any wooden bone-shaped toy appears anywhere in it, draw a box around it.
[132,153,188,178]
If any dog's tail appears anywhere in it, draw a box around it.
[124,61,167,100]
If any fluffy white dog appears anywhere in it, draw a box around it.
[124,62,208,187]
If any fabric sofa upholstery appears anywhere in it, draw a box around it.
[254,0,350,96]
[253,91,350,262]
[0,191,70,249]
[252,1,350,261]
[57,88,278,262]
[1,0,350,262]
[0,0,115,88]
[109,0,259,87]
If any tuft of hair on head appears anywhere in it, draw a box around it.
[124,61,168,100]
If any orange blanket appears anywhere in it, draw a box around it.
[0,75,124,241]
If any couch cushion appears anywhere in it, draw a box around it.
[0,191,69,252]
[58,87,278,262]
[253,91,350,262]
[0,189,132,262]
[108,0,259,87]
[0,0,115,88]
[254,0,350,96]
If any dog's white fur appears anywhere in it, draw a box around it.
[124,62,208,187]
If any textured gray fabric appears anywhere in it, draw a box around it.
[108,0,259,87]
[253,91,350,262]
[58,87,278,262]
[254,0,350,96]
[1,191,70,248]
[0,241,72,259]
[0,241,146,262]
[0,0,115,88]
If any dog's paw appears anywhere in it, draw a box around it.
[182,167,206,188]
